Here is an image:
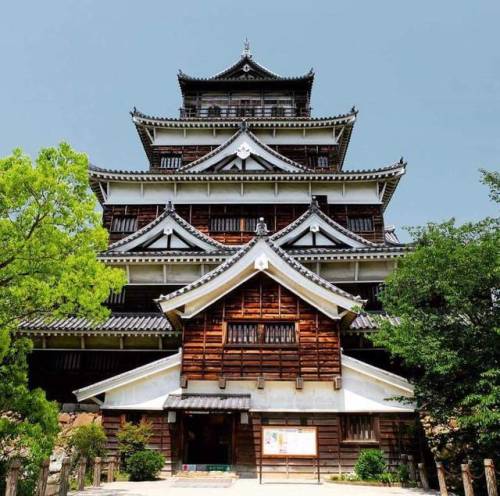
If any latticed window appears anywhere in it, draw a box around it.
[160,153,182,169]
[317,154,329,168]
[226,322,297,345]
[341,415,378,442]
[347,216,374,232]
[111,215,138,233]
[207,106,221,117]
[209,216,261,233]
[271,106,285,117]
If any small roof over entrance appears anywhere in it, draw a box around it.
[164,394,251,411]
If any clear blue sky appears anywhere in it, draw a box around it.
[1,0,498,240]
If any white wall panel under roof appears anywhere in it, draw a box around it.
[165,264,201,284]
[343,182,379,202]
[358,261,395,281]
[320,262,356,282]
[128,265,164,284]
[275,182,310,202]
[142,183,175,203]
[207,182,241,200]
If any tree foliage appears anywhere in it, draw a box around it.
[372,174,499,466]
[0,143,126,493]
[116,421,153,466]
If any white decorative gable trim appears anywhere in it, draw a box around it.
[73,351,414,413]
[271,201,379,249]
[176,127,310,173]
[157,237,363,323]
[107,204,237,254]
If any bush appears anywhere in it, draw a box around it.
[354,449,387,480]
[116,420,152,465]
[125,450,164,481]
[69,423,107,461]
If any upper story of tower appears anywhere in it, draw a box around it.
[130,42,357,172]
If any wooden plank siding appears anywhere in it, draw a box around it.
[104,204,384,244]
[101,410,418,477]
[181,274,341,381]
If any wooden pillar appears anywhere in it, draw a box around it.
[107,456,116,483]
[484,459,498,496]
[77,457,87,491]
[417,462,430,490]
[36,459,50,496]
[93,457,102,487]
[461,463,474,496]
[436,462,449,496]
[407,454,417,482]
[58,457,71,496]
[5,459,21,496]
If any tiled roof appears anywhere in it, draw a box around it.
[348,313,401,331]
[18,313,174,336]
[271,201,379,248]
[384,226,401,245]
[164,394,251,411]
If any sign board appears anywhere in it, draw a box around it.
[262,426,317,457]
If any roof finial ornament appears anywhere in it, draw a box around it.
[351,105,357,114]
[242,37,252,58]
[239,119,248,131]
[310,195,320,210]
[399,156,404,164]
[166,200,175,213]
[255,217,269,237]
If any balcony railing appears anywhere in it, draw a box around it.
[179,105,311,119]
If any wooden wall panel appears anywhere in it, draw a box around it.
[103,204,384,245]
[181,274,341,381]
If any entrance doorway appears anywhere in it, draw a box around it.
[183,413,234,465]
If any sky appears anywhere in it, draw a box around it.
[0,0,498,240]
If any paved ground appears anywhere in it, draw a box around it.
[70,478,438,496]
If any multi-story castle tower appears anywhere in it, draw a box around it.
[22,44,416,476]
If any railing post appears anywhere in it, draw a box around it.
[107,456,115,483]
[77,457,87,491]
[436,461,449,496]
[461,463,474,496]
[58,457,71,496]
[36,458,50,496]
[484,459,498,496]
[5,459,21,496]
[418,462,430,490]
[407,454,417,482]
[93,457,102,487]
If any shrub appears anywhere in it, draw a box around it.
[116,420,152,465]
[69,423,107,461]
[125,450,164,481]
[354,449,387,480]
[396,462,410,483]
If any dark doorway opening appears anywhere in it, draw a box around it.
[183,413,233,465]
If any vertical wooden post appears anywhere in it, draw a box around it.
[107,456,115,483]
[417,462,430,490]
[77,457,87,491]
[58,457,71,496]
[436,462,449,496]
[484,459,498,496]
[93,457,102,487]
[5,459,21,496]
[461,463,474,496]
[407,454,417,482]
[36,458,50,496]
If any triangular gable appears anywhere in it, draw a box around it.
[107,205,236,253]
[177,128,309,174]
[271,201,379,249]
[157,234,364,326]
[212,54,280,80]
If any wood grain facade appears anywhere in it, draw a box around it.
[181,273,341,381]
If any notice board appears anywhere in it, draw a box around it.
[262,426,317,457]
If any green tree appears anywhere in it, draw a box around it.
[0,143,126,494]
[372,171,499,472]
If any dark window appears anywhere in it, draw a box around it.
[111,215,138,233]
[160,153,182,169]
[271,106,285,117]
[226,322,296,345]
[207,106,221,117]
[347,216,374,232]
[106,288,126,305]
[209,216,261,233]
[341,415,378,442]
[124,412,143,425]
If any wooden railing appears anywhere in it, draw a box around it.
[179,105,311,119]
